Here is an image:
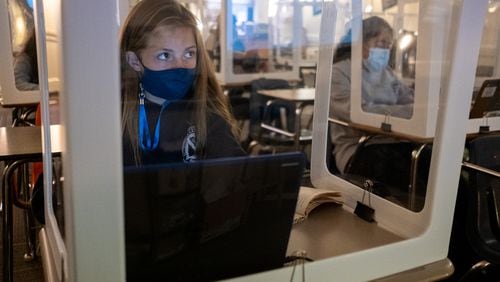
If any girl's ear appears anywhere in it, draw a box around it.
[126,51,143,72]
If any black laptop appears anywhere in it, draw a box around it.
[470,79,500,119]
[123,152,306,281]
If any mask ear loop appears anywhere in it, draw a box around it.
[138,83,170,151]
[138,83,152,150]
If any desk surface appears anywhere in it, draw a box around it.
[258,88,315,102]
[329,117,433,144]
[0,124,62,160]
[287,204,453,281]
[287,204,402,260]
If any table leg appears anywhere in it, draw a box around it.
[294,104,302,150]
[293,101,313,151]
[20,163,37,261]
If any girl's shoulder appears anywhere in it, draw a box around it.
[206,111,227,126]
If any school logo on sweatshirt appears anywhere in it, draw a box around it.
[182,126,197,162]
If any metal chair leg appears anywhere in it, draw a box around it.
[18,162,37,261]
[23,209,37,261]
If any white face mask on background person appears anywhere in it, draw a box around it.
[366,48,390,71]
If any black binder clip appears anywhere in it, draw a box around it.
[479,126,490,133]
[479,114,490,133]
[354,179,375,222]
[381,112,392,132]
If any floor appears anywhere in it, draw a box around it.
[0,192,45,282]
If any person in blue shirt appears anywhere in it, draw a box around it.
[120,0,246,166]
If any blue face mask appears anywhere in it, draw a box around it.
[141,67,196,100]
[138,67,196,151]
[367,48,390,71]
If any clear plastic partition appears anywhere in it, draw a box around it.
[360,0,418,119]
[183,0,303,85]
[49,0,490,281]
[467,1,500,133]
[323,0,460,214]
[346,0,449,139]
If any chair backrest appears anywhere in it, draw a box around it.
[228,95,250,121]
[466,134,500,264]
[249,78,291,138]
[299,66,317,88]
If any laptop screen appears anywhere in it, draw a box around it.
[123,152,306,281]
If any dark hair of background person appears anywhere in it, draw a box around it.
[332,16,393,64]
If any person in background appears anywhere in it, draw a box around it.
[204,15,221,71]
[231,15,246,54]
[205,14,247,73]
[329,16,422,193]
[11,30,39,127]
[13,31,39,91]
[120,0,245,166]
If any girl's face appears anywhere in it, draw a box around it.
[363,29,393,59]
[127,25,197,71]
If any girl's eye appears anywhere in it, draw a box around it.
[184,50,196,59]
[157,52,170,60]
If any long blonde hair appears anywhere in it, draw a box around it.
[120,0,239,165]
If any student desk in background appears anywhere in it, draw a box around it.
[329,118,433,211]
[0,125,62,282]
[257,88,315,150]
[286,204,454,281]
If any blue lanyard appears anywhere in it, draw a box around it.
[138,92,169,151]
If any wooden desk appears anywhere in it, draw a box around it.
[1,125,62,282]
[0,125,62,159]
[287,204,453,281]
[220,81,252,90]
[257,88,315,149]
[287,204,402,260]
[258,88,315,102]
[4,95,60,127]
[343,120,433,144]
